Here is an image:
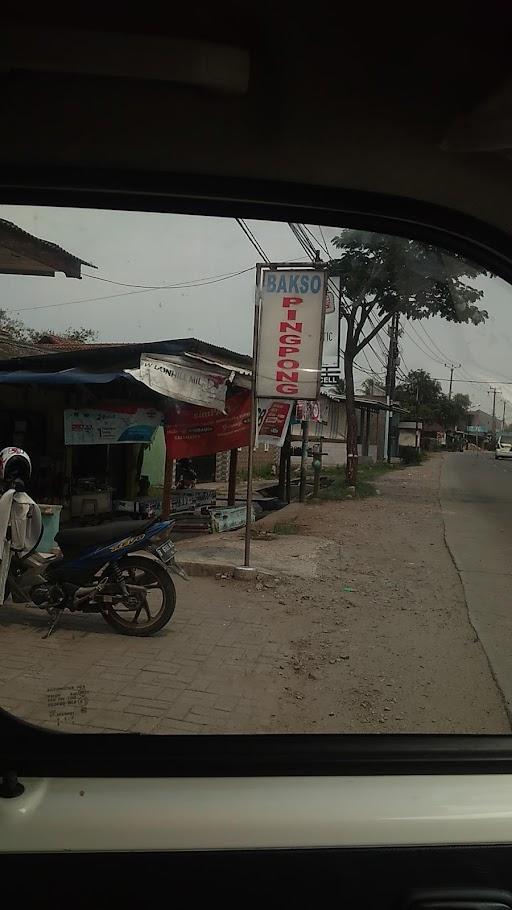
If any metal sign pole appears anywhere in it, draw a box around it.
[244,263,262,568]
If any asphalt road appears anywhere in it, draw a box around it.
[441,450,512,719]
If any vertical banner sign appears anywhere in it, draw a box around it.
[256,269,327,400]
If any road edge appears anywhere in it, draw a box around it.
[437,453,512,729]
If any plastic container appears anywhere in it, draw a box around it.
[37,504,63,553]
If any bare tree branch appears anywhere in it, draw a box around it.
[354,301,400,355]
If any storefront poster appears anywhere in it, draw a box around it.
[64,405,162,445]
[257,399,293,447]
[255,269,326,399]
[128,354,230,411]
[295,400,321,422]
[165,390,251,458]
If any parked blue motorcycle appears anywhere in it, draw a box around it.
[7,517,185,636]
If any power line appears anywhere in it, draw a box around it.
[415,320,454,363]
[12,266,256,314]
[82,266,254,290]
[401,322,446,364]
[236,219,270,262]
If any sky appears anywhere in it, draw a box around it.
[2,204,512,420]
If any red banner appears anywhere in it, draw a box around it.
[165,390,251,458]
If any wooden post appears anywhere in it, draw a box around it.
[286,440,291,504]
[228,448,238,506]
[312,441,322,497]
[299,419,310,503]
[278,426,290,500]
[161,454,174,519]
[363,408,371,456]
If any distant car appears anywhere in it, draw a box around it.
[495,433,512,459]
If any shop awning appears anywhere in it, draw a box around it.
[0,368,131,385]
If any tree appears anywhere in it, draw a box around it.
[360,374,385,396]
[395,369,444,423]
[395,371,472,430]
[328,231,487,483]
[0,309,97,344]
[444,392,471,430]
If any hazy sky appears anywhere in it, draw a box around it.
[2,204,512,418]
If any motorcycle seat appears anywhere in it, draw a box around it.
[56,519,154,553]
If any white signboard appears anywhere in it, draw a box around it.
[322,278,339,369]
[128,354,230,411]
[64,406,162,445]
[256,269,326,399]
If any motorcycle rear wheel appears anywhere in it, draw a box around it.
[103,555,176,637]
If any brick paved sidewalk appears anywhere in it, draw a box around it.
[0,575,288,734]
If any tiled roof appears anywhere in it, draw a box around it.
[0,219,94,269]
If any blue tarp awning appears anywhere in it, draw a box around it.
[0,368,131,385]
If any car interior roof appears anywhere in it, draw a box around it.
[2,7,512,236]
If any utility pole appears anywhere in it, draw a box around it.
[445,363,461,400]
[489,386,498,437]
[503,399,507,432]
[384,312,400,462]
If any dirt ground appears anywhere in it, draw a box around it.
[256,454,510,733]
[1,454,508,734]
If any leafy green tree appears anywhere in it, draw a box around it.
[328,231,487,482]
[395,370,444,423]
[396,372,472,430]
[0,309,97,343]
[360,375,385,396]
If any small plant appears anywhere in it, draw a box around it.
[273,521,299,535]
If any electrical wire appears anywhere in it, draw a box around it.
[12,266,256,314]
[236,219,270,262]
[81,265,254,290]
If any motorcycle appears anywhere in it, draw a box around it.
[6,516,186,637]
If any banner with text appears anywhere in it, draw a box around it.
[165,391,251,458]
[257,399,293,447]
[256,269,327,400]
[128,354,230,411]
[64,405,162,445]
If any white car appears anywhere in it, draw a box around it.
[495,433,512,459]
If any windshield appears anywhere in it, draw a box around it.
[1,205,511,736]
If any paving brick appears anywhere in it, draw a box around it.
[155,718,202,734]
[119,683,164,699]
[129,703,167,718]
[130,716,160,734]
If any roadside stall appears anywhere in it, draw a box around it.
[0,338,255,539]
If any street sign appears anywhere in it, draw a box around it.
[255,269,327,399]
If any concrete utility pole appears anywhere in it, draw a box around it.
[489,386,498,436]
[445,363,461,400]
[503,399,507,432]
[384,312,400,462]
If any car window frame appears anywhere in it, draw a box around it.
[2,165,512,777]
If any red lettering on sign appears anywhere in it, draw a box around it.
[276,383,298,394]
[280,322,303,333]
[277,359,299,369]
[287,309,297,319]
[279,334,301,344]
[276,371,299,383]
[282,296,303,308]
[278,346,300,356]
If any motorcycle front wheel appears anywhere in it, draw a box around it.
[103,555,176,637]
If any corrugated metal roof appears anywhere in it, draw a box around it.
[0,219,94,270]
[0,336,251,373]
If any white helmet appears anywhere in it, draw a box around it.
[0,447,32,486]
